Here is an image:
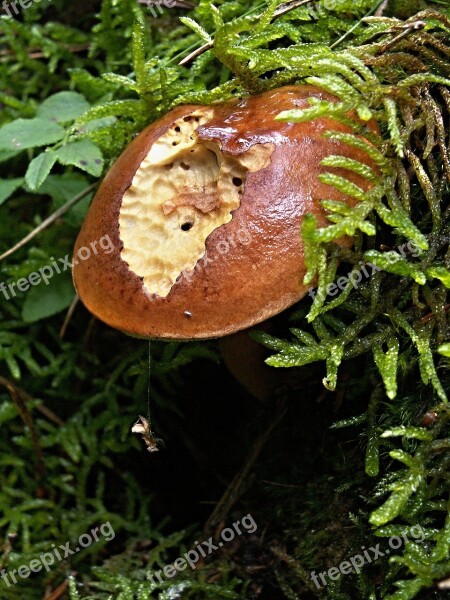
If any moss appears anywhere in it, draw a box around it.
[0,1,448,598]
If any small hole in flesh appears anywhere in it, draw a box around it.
[180,162,190,170]
[165,163,174,170]
[181,222,193,232]
[183,116,193,122]
[172,141,179,146]
[174,126,181,132]
[232,177,243,187]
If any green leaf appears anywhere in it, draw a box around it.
[77,116,116,134]
[55,140,104,177]
[373,336,399,399]
[25,152,58,191]
[321,155,379,182]
[375,201,428,250]
[102,73,138,90]
[0,178,23,206]
[364,250,426,284]
[0,402,20,426]
[209,4,223,28]
[74,99,147,125]
[381,426,433,441]
[22,272,75,324]
[426,266,450,288]
[0,118,64,151]
[384,577,426,599]
[365,428,379,477]
[365,390,380,477]
[277,99,355,123]
[431,513,450,562]
[369,484,415,527]
[179,17,213,43]
[131,18,148,91]
[36,91,90,123]
[437,343,450,358]
[331,413,367,429]
[390,309,447,402]
[324,342,343,390]
[384,96,404,157]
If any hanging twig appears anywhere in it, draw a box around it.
[131,415,161,453]
[0,182,98,262]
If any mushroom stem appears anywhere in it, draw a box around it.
[219,323,287,401]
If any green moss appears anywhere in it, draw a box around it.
[0,1,448,598]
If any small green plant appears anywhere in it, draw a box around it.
[0,1,448,598]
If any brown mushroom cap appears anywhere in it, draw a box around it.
[73,85,376,340]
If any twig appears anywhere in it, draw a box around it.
[0,376,64,426]
[0,376,45,479]
[179,41,213,66]
[260,480,303,488]
[330,0,386,49]
[0,43,90,61]
[438,576,450,590]
[271,545,319,594]
[272,0,316,19]
[36,404,65,427]
[421,303,450,324]
[376,20,427,54]
[374,0,388,17]
[44,579,69,600]
[0,533,17,571]
[0,182,98,262]
[59,295,80,339]
[203,403,287,533]
[178,0,313,67]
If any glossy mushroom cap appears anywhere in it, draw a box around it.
[73,85,376,340]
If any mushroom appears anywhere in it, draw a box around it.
[72,85,376,342]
